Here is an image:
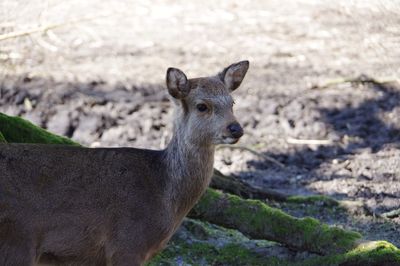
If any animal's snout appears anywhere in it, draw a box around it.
[227,123,244,139]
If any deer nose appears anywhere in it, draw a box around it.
[227,123,244,138]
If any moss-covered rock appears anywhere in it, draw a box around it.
[0,131,7,143]
[302,241,400,266]
[190,189,362,255]
[0,113,79,145]
[149,236,400,266]
[148,219,287,266]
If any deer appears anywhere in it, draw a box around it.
[0,60,249,266]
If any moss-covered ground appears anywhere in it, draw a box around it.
[148,219,400,266]
[0,112,79,146]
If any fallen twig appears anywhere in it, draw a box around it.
[0,12,114,42]
[286,137,334,146]
[381,208,400,219]
[217,144,285,168]
[311,75,399,90]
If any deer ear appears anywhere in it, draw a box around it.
[219,60,249,91]
[166,68,190,99]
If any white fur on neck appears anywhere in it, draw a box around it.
[164,121,215,216]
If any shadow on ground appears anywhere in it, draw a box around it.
[261,79,400,170]
[239,78,400,247]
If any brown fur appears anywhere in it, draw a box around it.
[0,61,249,266]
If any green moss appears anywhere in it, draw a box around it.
[0,113,79,145]
[183,218,276,250]
[228,193,361,254]
[272,195,348,226]
[0,131,7,143]
[148,241,284,266]
[148,240,400,266]
[301,241,400,266]
[287,195,339,207]
[147,218,281,265]
[194,191,361,255]
[343,241,400,265]
[217,243,283,266]
[201,188,223,209]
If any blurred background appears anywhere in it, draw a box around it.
[1,0,400,258]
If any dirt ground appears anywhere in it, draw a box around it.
[1,0,400,251]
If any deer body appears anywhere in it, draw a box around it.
[0,61,249,265]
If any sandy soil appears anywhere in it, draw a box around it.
[1,0,399,248]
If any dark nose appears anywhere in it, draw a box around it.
[227,123,244,138]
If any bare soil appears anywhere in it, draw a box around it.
[1,0,399,250]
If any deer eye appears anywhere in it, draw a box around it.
[196,103,208,112]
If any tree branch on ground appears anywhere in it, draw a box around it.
[311,75,399,90]
[217,144,285,168]
[0,13,115,42]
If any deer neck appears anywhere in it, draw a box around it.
[164,126,215,217]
